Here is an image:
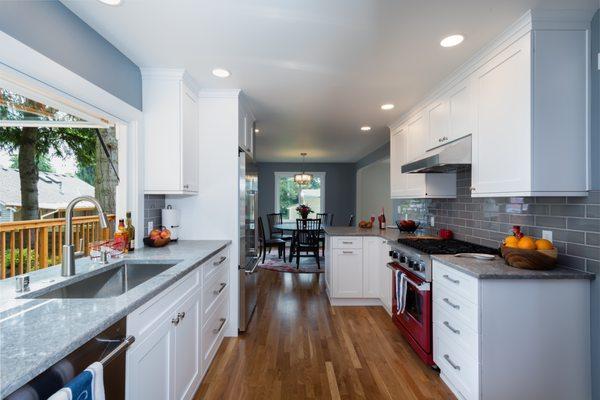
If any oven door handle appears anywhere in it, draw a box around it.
[402,274,431,292]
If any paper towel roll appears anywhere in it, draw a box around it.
[162,205,180,240]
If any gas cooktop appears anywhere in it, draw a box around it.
[396,238,499,255]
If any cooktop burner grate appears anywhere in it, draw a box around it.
[396,238,499,255]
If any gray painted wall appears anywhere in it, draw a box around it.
[355,141,390,170]
[0,0,142,110]
[258,163,356,227]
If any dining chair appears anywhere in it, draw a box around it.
[348,214,355,227]
[258,217,286,263]
[292,218,321,268]
[316,213,332,257]
[266,213,293,241]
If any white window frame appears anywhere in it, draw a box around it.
[274,171,326,220]
[0,31,144,245]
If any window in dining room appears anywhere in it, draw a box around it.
[274,172,326,222]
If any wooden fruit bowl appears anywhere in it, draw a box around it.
[500,246,558,270]
[143,236,170,248]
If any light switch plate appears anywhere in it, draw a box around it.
[397,206,402,214]
[542,230,553,242]
[430,216,435,226]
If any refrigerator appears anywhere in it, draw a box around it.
[238,150,259,332]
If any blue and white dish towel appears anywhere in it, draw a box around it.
[48,362,105,400]
[395,270,407,315]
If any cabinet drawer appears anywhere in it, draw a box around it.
[202,265,229,319]
[331,237,363,249]
[433,283,478,331]
[433,260,478,304]
[128,270,200,338]
[435,333,478,400]
[201,293,229,373]
[204,247,229,282]
[434,303,479,360]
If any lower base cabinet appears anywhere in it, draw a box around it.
[126,246,230,400]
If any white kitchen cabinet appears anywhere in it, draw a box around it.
[142,68,200,194]
[379,240,392,314]
[362,237,381,298]
[172,291,202,400]
[427,78,474,150]
[238,99,255,158]
[432,259,591,400]
[332,248,363,298]
[471,29,589,196]
[390,126,457,199]
[126,317,174,400]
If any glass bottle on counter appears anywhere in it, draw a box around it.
[126,212,136,252]
[114,219,129,252]
[379,207,386,230]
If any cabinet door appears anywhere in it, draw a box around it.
[362,237,380,298]
[447,78,474,142]
[332,249,363,298]
[390,127,406,197]
[173,291,202,400]
[127,318,174,400]
[379,241,392,313]
[427,99,450,150]
[181,85,199,193]
[472,34,531,195]
[324,236,331,291]
[405,115,427,197]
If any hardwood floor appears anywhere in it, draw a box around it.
[194,270,455,400]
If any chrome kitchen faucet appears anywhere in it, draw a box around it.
[62,196,109,277]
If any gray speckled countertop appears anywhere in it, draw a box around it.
[323,226,437,242]
[0,240,230,398]
[431,254,594,280]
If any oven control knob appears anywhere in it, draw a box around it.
[408,259,416,269]
[399,255,407,263]
[417,262,426,272]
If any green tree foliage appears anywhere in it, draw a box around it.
[278,176,321,219]
[9,153,54,173]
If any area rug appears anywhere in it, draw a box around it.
[259,251,324,273]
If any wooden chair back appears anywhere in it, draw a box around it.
[267,213,283,238]
[316,213,333,227]
[295,218,321,247]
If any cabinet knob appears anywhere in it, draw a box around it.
[470,186,475,191]
[183,184,189,189]
[171,316,180,326]
[177,311,186,320]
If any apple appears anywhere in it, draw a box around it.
[160,229,171,239]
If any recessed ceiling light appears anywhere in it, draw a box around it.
[440,34,464,48]
[381,104,395,111]
[212,68,231,78]
[254,128,260,133]
[360,126,371,132]
[97,0,122,5]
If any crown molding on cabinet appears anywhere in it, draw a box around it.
[140,67,200,94]
[198,89,242,99]
[389,9,593,132]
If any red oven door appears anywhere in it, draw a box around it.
[391,265,433,365]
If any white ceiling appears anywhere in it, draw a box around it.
[62,0,598,163]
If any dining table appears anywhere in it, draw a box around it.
[274,222,324,262]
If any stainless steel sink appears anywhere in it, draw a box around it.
[34,261,177,299]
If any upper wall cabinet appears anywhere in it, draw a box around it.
[390,10,591,198]
[143,69,200,195]
[238,98,255,158]
[390,123,457,199]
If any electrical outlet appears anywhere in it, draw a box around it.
[430,216,435,227]
[147,221,154,235]
[542,230,553,242]
[397,206,402,214]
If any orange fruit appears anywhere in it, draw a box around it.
[504,236,519,248]
[517,236,537,250]
[535,239,554,250]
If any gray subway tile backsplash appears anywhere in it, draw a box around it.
[392,167,600,272]
[144,194,165,234]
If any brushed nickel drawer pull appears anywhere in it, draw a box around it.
[443,297,460,309]
[213,282,227,295]
[342,251,353,254]
[341,241,353,244]
[443,321,460,334]
[213,318,226,334]
[443,274,460,284]
[213,256,227,266]
[171,316,180,326]
[444,354,461,370]
[177,311,186,320]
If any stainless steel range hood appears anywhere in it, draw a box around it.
[401,135,471,173]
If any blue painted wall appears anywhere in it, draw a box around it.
[0,0,142,110]
[257,162,356,227]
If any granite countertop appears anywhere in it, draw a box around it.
[431,254,594,280]
[323,226,437,242]
[0,240,230,398]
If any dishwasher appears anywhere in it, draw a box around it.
[7,318,134,400]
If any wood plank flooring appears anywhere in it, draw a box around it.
[194,270,455,400]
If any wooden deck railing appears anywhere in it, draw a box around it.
[0,214,116,279]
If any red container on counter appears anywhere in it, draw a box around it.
[439,229,454,240]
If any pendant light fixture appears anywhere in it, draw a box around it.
[294,153,313,186]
